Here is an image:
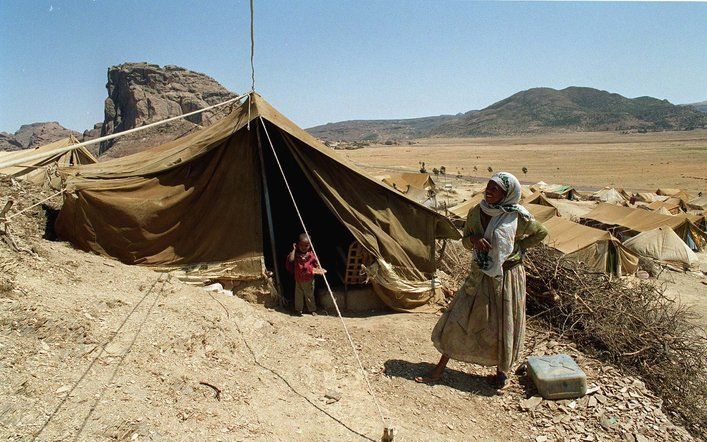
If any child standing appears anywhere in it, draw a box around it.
[285,233,326,316]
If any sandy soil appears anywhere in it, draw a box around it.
[1,239,694,442]
[343,130,707,193]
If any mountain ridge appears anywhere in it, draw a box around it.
[309,87,706,141]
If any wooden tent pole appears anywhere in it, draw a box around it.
[255,119,283,295]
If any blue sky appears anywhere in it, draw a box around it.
[1,1,705,133]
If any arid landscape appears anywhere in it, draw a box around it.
[343,130,707,193]
[2,2,706,438]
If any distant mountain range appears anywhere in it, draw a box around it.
[684,100,707,113]
[309,87,707,141]
[2,66,705,155]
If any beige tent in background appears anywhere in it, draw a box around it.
[687,196,707,211]
[0,135,96,187]
[580,203,706,251]
[646,198,685,215]
[448,193,484,219]
[526,203,558,223]
[656,188,690,203]
[542,216,638,275]
[623,227,698,269]
[591,187,629,205]
[524,191,557,207]
[381,172,435,194]
[56,93,459,312]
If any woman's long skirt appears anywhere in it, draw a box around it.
[431,265,526,374]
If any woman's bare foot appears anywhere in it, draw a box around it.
[488,370,508,389]
[415,355,450,383]
[414,369,444,383]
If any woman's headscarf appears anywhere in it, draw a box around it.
[474,172,534,277]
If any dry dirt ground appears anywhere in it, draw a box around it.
[0,234,696,441]
[343,130,707,193]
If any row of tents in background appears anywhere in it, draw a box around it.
[378,172,705,275]
[1,121,705,281]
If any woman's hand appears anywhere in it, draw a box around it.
[470,235,491,253]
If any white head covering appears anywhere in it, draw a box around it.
[474,172,533,277]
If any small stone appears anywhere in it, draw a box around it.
[324,389,342,404]
[588,396,598,408]
[521,396,543,411]
[634,434,650,442]
[595,394,608,404]
[55,385,71,394]
[600,416,618,430]
[536,436,548,442]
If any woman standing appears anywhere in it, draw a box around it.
[416,172,548,388]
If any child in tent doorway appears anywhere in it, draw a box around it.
[286,233,326,316]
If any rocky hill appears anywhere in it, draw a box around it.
[684,100,707,113]
[430,87,706,137]
[307,113,475,142]
[98,62,239,158]
[0,122,80,152]
[307,87,707,141]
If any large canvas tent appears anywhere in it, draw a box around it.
[56,94,460,311]
[542,216,638,275]
[623,227,698,270]
[0,135,96,187]
[580,203,706,251]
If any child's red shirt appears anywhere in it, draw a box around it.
[285,249,319,283]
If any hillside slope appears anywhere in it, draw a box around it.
[430,87,706,137]
[307,113,475,142]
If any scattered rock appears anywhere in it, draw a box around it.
[324,389,342,404]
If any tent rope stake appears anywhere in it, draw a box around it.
[258,114,393,440]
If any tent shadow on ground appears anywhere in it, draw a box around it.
[383,359,497,397]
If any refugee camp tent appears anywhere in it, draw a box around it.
[579,203,705,251]
[448,193,484,219]
[623,227,698,270]
[542,216,638,275]
[524,191,557,207]
[404,185,437,208]
[0,135,96,187]
[530,182,580,200]
[591,187,629,205]
[656,188,690,202]
[646,198,685,215]
[381,172,435,193]
[687,196,707,211]
[634,192,665,204]
[56,93,460,312]
[526,203,558,223]
[400,173,435,190]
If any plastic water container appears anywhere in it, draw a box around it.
[527,354,587,400]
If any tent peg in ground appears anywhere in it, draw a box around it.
[381,427,395,441]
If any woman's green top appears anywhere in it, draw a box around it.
[461,204,548,264]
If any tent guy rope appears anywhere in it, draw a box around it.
[258,114,394,441]
[0,94,248,171]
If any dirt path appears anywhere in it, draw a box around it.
[0,240,693,441]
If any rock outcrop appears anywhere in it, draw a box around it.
[98,62,238,158]
[0,122,80,152]
[0,133,24,152]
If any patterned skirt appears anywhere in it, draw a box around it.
[431,264,526,374]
